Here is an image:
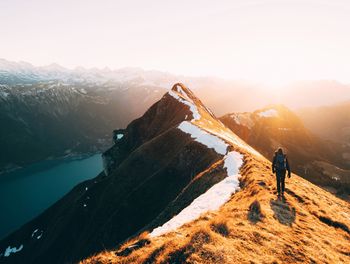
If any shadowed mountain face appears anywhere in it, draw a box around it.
[0,84,244,263]
[220,105,350,198]
[0,82,165,173]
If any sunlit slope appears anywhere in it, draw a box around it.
[82,140,350,264]
[220,106,350,199]
[0,84,258,263]
[82,88,350,264]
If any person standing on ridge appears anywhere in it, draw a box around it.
[272,147,291,198]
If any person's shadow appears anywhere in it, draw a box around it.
[270,197,296,226]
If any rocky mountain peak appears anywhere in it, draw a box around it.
[2,84,349,264]
[171,83,195,100]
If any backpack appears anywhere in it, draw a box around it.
[275,153,286,170]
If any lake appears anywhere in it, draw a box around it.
[0,154,103,240]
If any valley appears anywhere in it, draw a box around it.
[0,154,102,240]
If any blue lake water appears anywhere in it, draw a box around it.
[0,154,102,239]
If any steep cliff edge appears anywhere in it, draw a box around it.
[0,83,251,263]
[83,138,350,263]
[2,84,349,264]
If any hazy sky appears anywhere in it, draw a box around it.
[1,0,350,85]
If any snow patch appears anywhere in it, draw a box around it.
[31,229,38,237]
[178,121,228,155]
[230,114,241,125]
[80,88,87,94]
[204,126,262,157]
[0,91,9,98]
[332,176,340,181]
[258,109,278,118]
[224,151,243,177]
[229,113,254,129]
[168,91,201,120]
[173,84,192,102]
[32,229,43,240]
[150,151,243,237]
[3,245,23,257]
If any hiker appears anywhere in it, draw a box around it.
[272,147,291,197]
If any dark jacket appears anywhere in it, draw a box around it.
[272,152,291,174]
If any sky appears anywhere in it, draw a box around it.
[1,0,350,86]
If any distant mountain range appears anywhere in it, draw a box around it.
[298,101,350,144]
[1,58,350,174]
[0,58,183,173]
[0,58,179,86]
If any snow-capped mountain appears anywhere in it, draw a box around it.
[2,58,350,176]
[1,84,349,264]
[0,59,229,175]
[0,59,241,173]
[0,83,257,263]
[0,60,173,173]
[220,105,350,199]
[0,58,179,87]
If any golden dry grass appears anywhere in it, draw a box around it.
[82,84,350,263]
[81,152,350,264]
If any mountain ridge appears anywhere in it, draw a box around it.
[2,83,349,264]
[81,92,350,263]
[83,155,350,263]
[0,83,251,263]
